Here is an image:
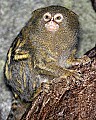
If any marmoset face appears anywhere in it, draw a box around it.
[43,12,64,32]
[25,5,80,57]
[29,6,79,35]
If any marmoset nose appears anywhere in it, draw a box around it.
[51,17,54,21]
[45,20,59,32]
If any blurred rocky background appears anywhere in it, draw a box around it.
[91,0,96,11]
[0,0,96,119]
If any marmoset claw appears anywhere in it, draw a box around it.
[60,69,82,80]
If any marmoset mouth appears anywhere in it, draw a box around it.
[45,21,59,32]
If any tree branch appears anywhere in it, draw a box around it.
[18,46,96,120]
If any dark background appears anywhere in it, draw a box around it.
[0,0,96,119]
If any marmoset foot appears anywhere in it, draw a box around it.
[68,55,91,67]
[60,69,82,80]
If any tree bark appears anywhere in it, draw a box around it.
[7,46,96,120]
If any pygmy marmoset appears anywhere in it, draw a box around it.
[4,5,81,102]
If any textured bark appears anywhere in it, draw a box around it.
[7,46,96,120]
